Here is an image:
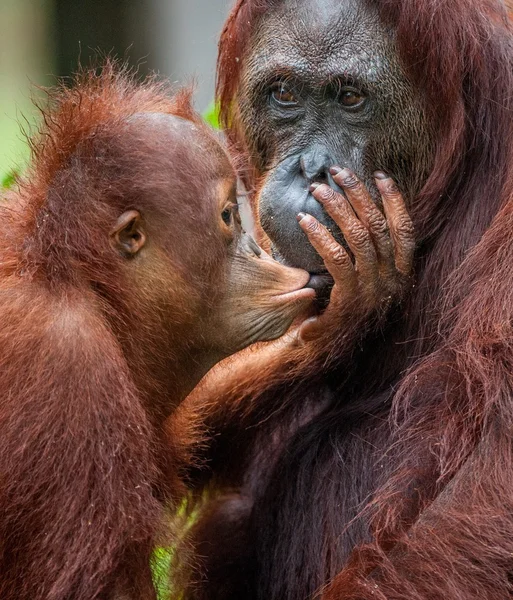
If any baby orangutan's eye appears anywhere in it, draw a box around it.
[221,208,232,225]
[221,204,239,226]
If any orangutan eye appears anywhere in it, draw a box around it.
[221,203,239,226]
[221,207,232,225]
[339,88,365,108]
[270,82,299,106]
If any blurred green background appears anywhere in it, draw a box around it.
[0,0,230,182]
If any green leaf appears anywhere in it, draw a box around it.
[1,169,19,190]
[152,546,173,600]
[203,102,220,130]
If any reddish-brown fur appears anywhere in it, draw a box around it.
[0,64,251,600]
[0,66,204,600]
[175,1,513,599]
[0,58,318,599]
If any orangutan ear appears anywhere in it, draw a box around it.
[110,210,147,257]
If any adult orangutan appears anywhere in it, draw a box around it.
[0,64,319,600]
[174,1,513,599]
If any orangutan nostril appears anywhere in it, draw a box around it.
[311,171,329,185]
[299,153,330,184]
[300,158,329,185]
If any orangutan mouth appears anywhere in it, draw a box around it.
[306,273,334,310]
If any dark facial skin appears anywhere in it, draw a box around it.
[110,114,314,416]
[238,0,434,274]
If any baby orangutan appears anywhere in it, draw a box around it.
[0,65,314,600]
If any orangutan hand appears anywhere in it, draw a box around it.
[185,169,413,404]
[297,167,414,342]
[184,326,303,407]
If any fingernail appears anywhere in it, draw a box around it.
[297,212,307,222]
[374,171,389,180]
[329,166,342,175]
[309,182,320,192]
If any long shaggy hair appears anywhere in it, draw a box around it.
[175,2,513,599]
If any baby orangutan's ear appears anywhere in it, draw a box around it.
[110,210,147,258]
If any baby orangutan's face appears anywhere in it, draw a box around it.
[111,114,314,386]
[184,124,315,358]
[208,175,315,356]
[155,116,314,360]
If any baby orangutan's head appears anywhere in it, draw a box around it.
[104,111,315,408]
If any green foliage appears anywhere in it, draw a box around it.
[1,169,19,190]
[203,102,221,130]
[152,501,198,599]
[152,547,174,600]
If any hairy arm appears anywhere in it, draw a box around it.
[322,431,513,600]
[0,287,160,600]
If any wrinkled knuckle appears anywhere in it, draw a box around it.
[303,218,320,234]
[319,186,338,203]
[341,173,360,189]
[348,224,371,249]
[382,181,401,197]
[368,214,388,236]
[394,218,415,241]
[329,247,349,268]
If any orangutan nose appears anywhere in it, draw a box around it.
[299,146,332,184]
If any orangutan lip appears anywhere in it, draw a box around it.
[306,273,334,291]
[275,271,317,303]
[306,274,333,311]
[276,286,316,304]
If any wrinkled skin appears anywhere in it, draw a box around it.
[239,0,433,275]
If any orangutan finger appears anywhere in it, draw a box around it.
[298,285,346,341]
[330,167,393,268]
[296,212,356,286]
[375,173,415,276]
[298,315,324,342]
[309,183,378,285]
